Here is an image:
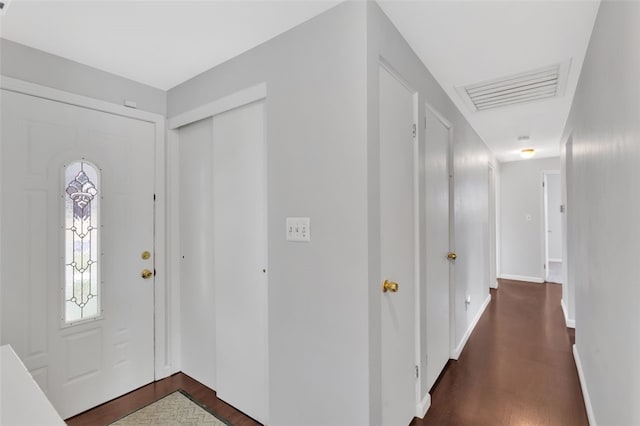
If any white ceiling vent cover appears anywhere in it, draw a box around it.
[457,61,571,112]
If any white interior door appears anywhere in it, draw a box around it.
[424,107,451,391]
[178,118,216,390]
[379,65,416,426]
[213,101,268,424]
[0,90,155,418]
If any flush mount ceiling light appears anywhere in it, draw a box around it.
[520,148,536,159]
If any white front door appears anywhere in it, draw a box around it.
[424,106,451,391]
[0,90,155,419]
[379,65,416,426]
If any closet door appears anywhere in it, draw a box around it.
[213,101,268,424]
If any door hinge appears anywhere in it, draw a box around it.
[544,264,546,269]
[415,365,419,378]
[412,123,417,138]
[153,193,156,201]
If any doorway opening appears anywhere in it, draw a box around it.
[543,170,562,284]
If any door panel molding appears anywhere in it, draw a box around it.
[0,75,173,382]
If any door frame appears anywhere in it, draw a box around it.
[541,169,560,281]
[561,135,574,327]
[488,163,497,289]
[0,75,173,380]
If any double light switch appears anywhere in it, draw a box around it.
[286,217,310,242]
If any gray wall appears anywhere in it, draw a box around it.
[561,1,640,424]
[169,3,370,425]
[499,157,560,281]
[366,3,494,419]
[0,38,166,115]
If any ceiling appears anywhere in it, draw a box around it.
[0,0,341,90]
[0,0,600,162]
[377,0,600,162]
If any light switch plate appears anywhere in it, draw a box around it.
[286,217,310,242]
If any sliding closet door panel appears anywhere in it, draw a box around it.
[178,118,215,390]
[213,101,268,424]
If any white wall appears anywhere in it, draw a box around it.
[366,3,494,418]
[169,4,370,425]
[499,157,560,282]
[562,1,640,424]
[0,38,166,115]
[545,173,562,261]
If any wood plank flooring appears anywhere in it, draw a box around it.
[412,279,587,426]
[67,279,585,426]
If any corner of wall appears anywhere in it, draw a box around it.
[560,299,575,329]
[573,344,597,425]
[452,293,491,360]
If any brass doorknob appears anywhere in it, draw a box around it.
[382,280,399,293]
[141,269,153,279]
[141,251,151,260]
[447,252,457,260]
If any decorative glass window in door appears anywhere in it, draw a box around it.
[64,161,101,324]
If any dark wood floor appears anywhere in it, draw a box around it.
[68,279,585,426]
[65,372,262,426]
[412,279,587,426]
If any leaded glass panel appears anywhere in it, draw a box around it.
[64,161,100,324]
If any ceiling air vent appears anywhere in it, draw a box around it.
[457,61,571,112]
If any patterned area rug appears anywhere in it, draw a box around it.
[111,391,231,426]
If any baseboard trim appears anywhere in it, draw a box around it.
[573,345,596,425]
[560,299,575,328]
[499,274,544,284]
[451,294,492,360]
[416,392,431,419]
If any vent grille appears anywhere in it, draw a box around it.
[457,61,570,112]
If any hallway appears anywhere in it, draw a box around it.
[413,280,587,426]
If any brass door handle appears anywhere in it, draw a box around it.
[382,280,399,293]
[141,269,154,279]
[447,252,457,260]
